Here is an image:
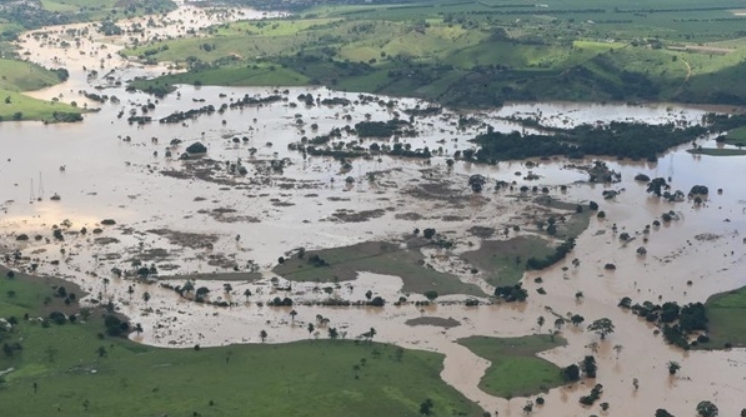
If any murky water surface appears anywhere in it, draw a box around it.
[1,4,745,416]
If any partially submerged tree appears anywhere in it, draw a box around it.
[667,361,681,375]
[587,318,615,340]
[696,401,718,417]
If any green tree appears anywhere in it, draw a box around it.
[328,327,339,339]
[182,280,195,296]
[667,361,680,375]
[570,314,584,326]
[307,323,315,336]
[587,318,615,339]
[696,401,718,417]
[419,398,434,416]
[259,330,267,342]
[581,355,597,378]
[537,316,545,332]
[655,409,675,417]
[561,364,580,382]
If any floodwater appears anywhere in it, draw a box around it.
[1,3,746,416]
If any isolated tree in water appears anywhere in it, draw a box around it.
[646,177,670,197]
[696,401,718,417]
[655,409,675,417]
[259,330,267,342]
[570,314,585,327]
[587,318,615,340]
[667,361,681,375]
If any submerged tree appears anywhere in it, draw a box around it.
[667,361,681,375]
[646,178,670,197]
[696,401,718,417]
[587,318,615,340]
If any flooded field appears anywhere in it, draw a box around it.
[1,3,746,416]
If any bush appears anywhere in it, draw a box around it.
[48,311,67,325]
[581,355,597,378]
[561,364,580,382]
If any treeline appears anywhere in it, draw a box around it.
[619,297,709,350]
[526,238,576,270]
[159,105,216,124]
[471,112,746,162]
[355,120,415,138]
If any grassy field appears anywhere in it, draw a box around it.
[132,64,310,92]
[725,126,746,146]
[0,59,64,92]
[0,59,81,122]
[686,148,746,156]
[0,90,82,122]
[457,335,566,398]
[273,241,486,297]
[460,236,555,287]
[121,0,746,107]
[700,286,746,348]
[0,267,484,417]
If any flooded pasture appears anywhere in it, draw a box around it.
[1,3,746,416]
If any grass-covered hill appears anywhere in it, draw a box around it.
[0,267,485,417]
[0,59,82,122]
[125,0,746,107]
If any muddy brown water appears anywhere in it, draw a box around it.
[1,3,746,416]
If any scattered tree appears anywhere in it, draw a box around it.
[667,361,681,375]
[696,401,718,417]
[587,318,615,339]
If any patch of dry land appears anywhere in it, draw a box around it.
[1,3,745,417]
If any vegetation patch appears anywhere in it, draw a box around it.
[273,241,485,297]
[700,286,746,348]
[724,126,746,146]
[123,0,746,108]
[457,335,566,398]
[460,236,554,287]
[0,90,82,122]
[405,317,461,329]
[0,266,484,417]
[687,148,746,156]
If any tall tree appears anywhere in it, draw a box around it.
[587,318,615,339]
